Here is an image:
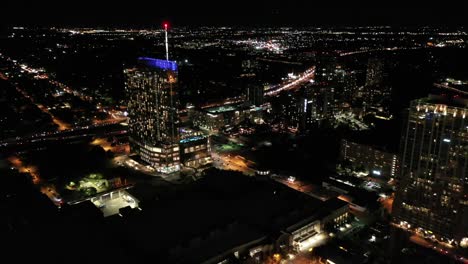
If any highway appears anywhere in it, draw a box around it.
[265,66,316,96]
[0,124,128,153]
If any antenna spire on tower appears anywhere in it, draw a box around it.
[164,22,169,61]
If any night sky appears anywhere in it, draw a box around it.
[2,1,468,27]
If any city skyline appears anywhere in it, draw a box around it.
[1,12,467,263]
[2,2,468,27]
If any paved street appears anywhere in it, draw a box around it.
[211,152,255,176]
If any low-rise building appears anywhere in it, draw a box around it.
[340,139,398,179]
[285,198,349,252]
[114,175,351,263]
[179,127,212,168]
[193,103,263,132]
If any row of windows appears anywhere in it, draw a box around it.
[402,203,430,214]
[141,153,180,163]
[184,157,212,167]
[183,144,207,153]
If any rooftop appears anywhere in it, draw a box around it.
[137,57,178,71]
[205,105,237,114]
[107,170,336,263]
[180,135,206,144]
[414,94,468,108]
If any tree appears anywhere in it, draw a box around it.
[81,187,97,196]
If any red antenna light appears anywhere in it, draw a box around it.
[163,22,169,29]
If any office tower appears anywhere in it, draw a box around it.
[365,57,384,87]
[274,85,336,132]
[314,54,338,84]
[179,127,212,168]
[125,57,181,173]
[363,57,392,114]
[343,70,358,103]
[393,94,468,248]
[247,84,264,106]
[305,85,335,120]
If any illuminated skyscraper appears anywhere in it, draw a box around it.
[363,57,392,114]
[365,57,384,87]
[393,94,468,248]
[247,83,264,106]
[125,57,181,173]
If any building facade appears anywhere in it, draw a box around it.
[179,127,212,168]
[362,57,392,115]
[193,104,263,132]
[365,57,385,87]
[125,57,181,173]
[393,95,468,248]
[340,139,399,178]
[284,198,349,252]
[247,84,264,106]
[299,85,335,131]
